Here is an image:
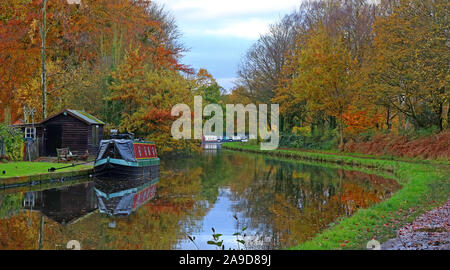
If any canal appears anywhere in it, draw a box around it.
[0,150,400,250]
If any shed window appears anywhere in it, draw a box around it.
[25,127,36,139]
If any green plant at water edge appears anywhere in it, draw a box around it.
[186,216,250,250]
[207,227,224,250]
[232,214,248,250]
[207,216,250,250]
[0,124,24,161]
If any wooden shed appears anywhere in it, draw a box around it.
[40,109,105,156]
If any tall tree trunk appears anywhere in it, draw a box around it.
[386,106,392,132]
[41,0,48,120]
[398,111,404,134]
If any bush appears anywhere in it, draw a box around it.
[0,124,24,161]
[403,125,440,140]
[279,128,338,150]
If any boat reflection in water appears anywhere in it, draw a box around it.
[94,177,159,216]
[22,176,159,224]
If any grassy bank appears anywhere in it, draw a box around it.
[0,162,92,179]
[222,142,450,250]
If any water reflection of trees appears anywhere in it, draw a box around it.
[222,155,400,249]
[0,166,212,249]
[0,151,400,250]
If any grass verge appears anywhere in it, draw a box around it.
[222,142,450,250]
[0,162,92,179]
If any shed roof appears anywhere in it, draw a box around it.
[66,109,105,125]
[41,109,105,125]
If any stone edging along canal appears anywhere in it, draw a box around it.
[222,143,450,250]
[0,168,94,190]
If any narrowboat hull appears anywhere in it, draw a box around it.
[94,157,160,179]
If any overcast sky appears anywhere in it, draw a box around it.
[156,0,302,91]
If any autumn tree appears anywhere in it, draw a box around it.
[109,46,198,154]
[0,0,41,122]
[289,27,358,149]
[366,0,449,131]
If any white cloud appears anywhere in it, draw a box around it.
[196,19,273,39]
[217,77,238,91]
[157,0,300,20]
[156,0,301,39]
[154,0,302,91]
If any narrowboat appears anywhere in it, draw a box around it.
[94,133,160,179]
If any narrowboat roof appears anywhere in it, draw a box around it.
[101,139,155,145]
[133,140,155,145]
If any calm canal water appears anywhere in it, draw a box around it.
[0,150,400,250]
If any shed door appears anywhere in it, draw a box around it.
[45,125,62,156]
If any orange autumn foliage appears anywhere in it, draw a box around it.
[342,108,383,135]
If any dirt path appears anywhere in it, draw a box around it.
[382,199,450,250]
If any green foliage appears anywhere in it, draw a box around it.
[199,83,222,105]
[292,126,311,137]
[279,129,338,150]
[401,125,440,140]
[0,124,24,161]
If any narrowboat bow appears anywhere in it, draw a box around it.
[94,134,160,179]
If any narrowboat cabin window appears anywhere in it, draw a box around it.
[25,127,36,139]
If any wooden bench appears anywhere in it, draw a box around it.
[57,148,89,163]
[56,148,69,163]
